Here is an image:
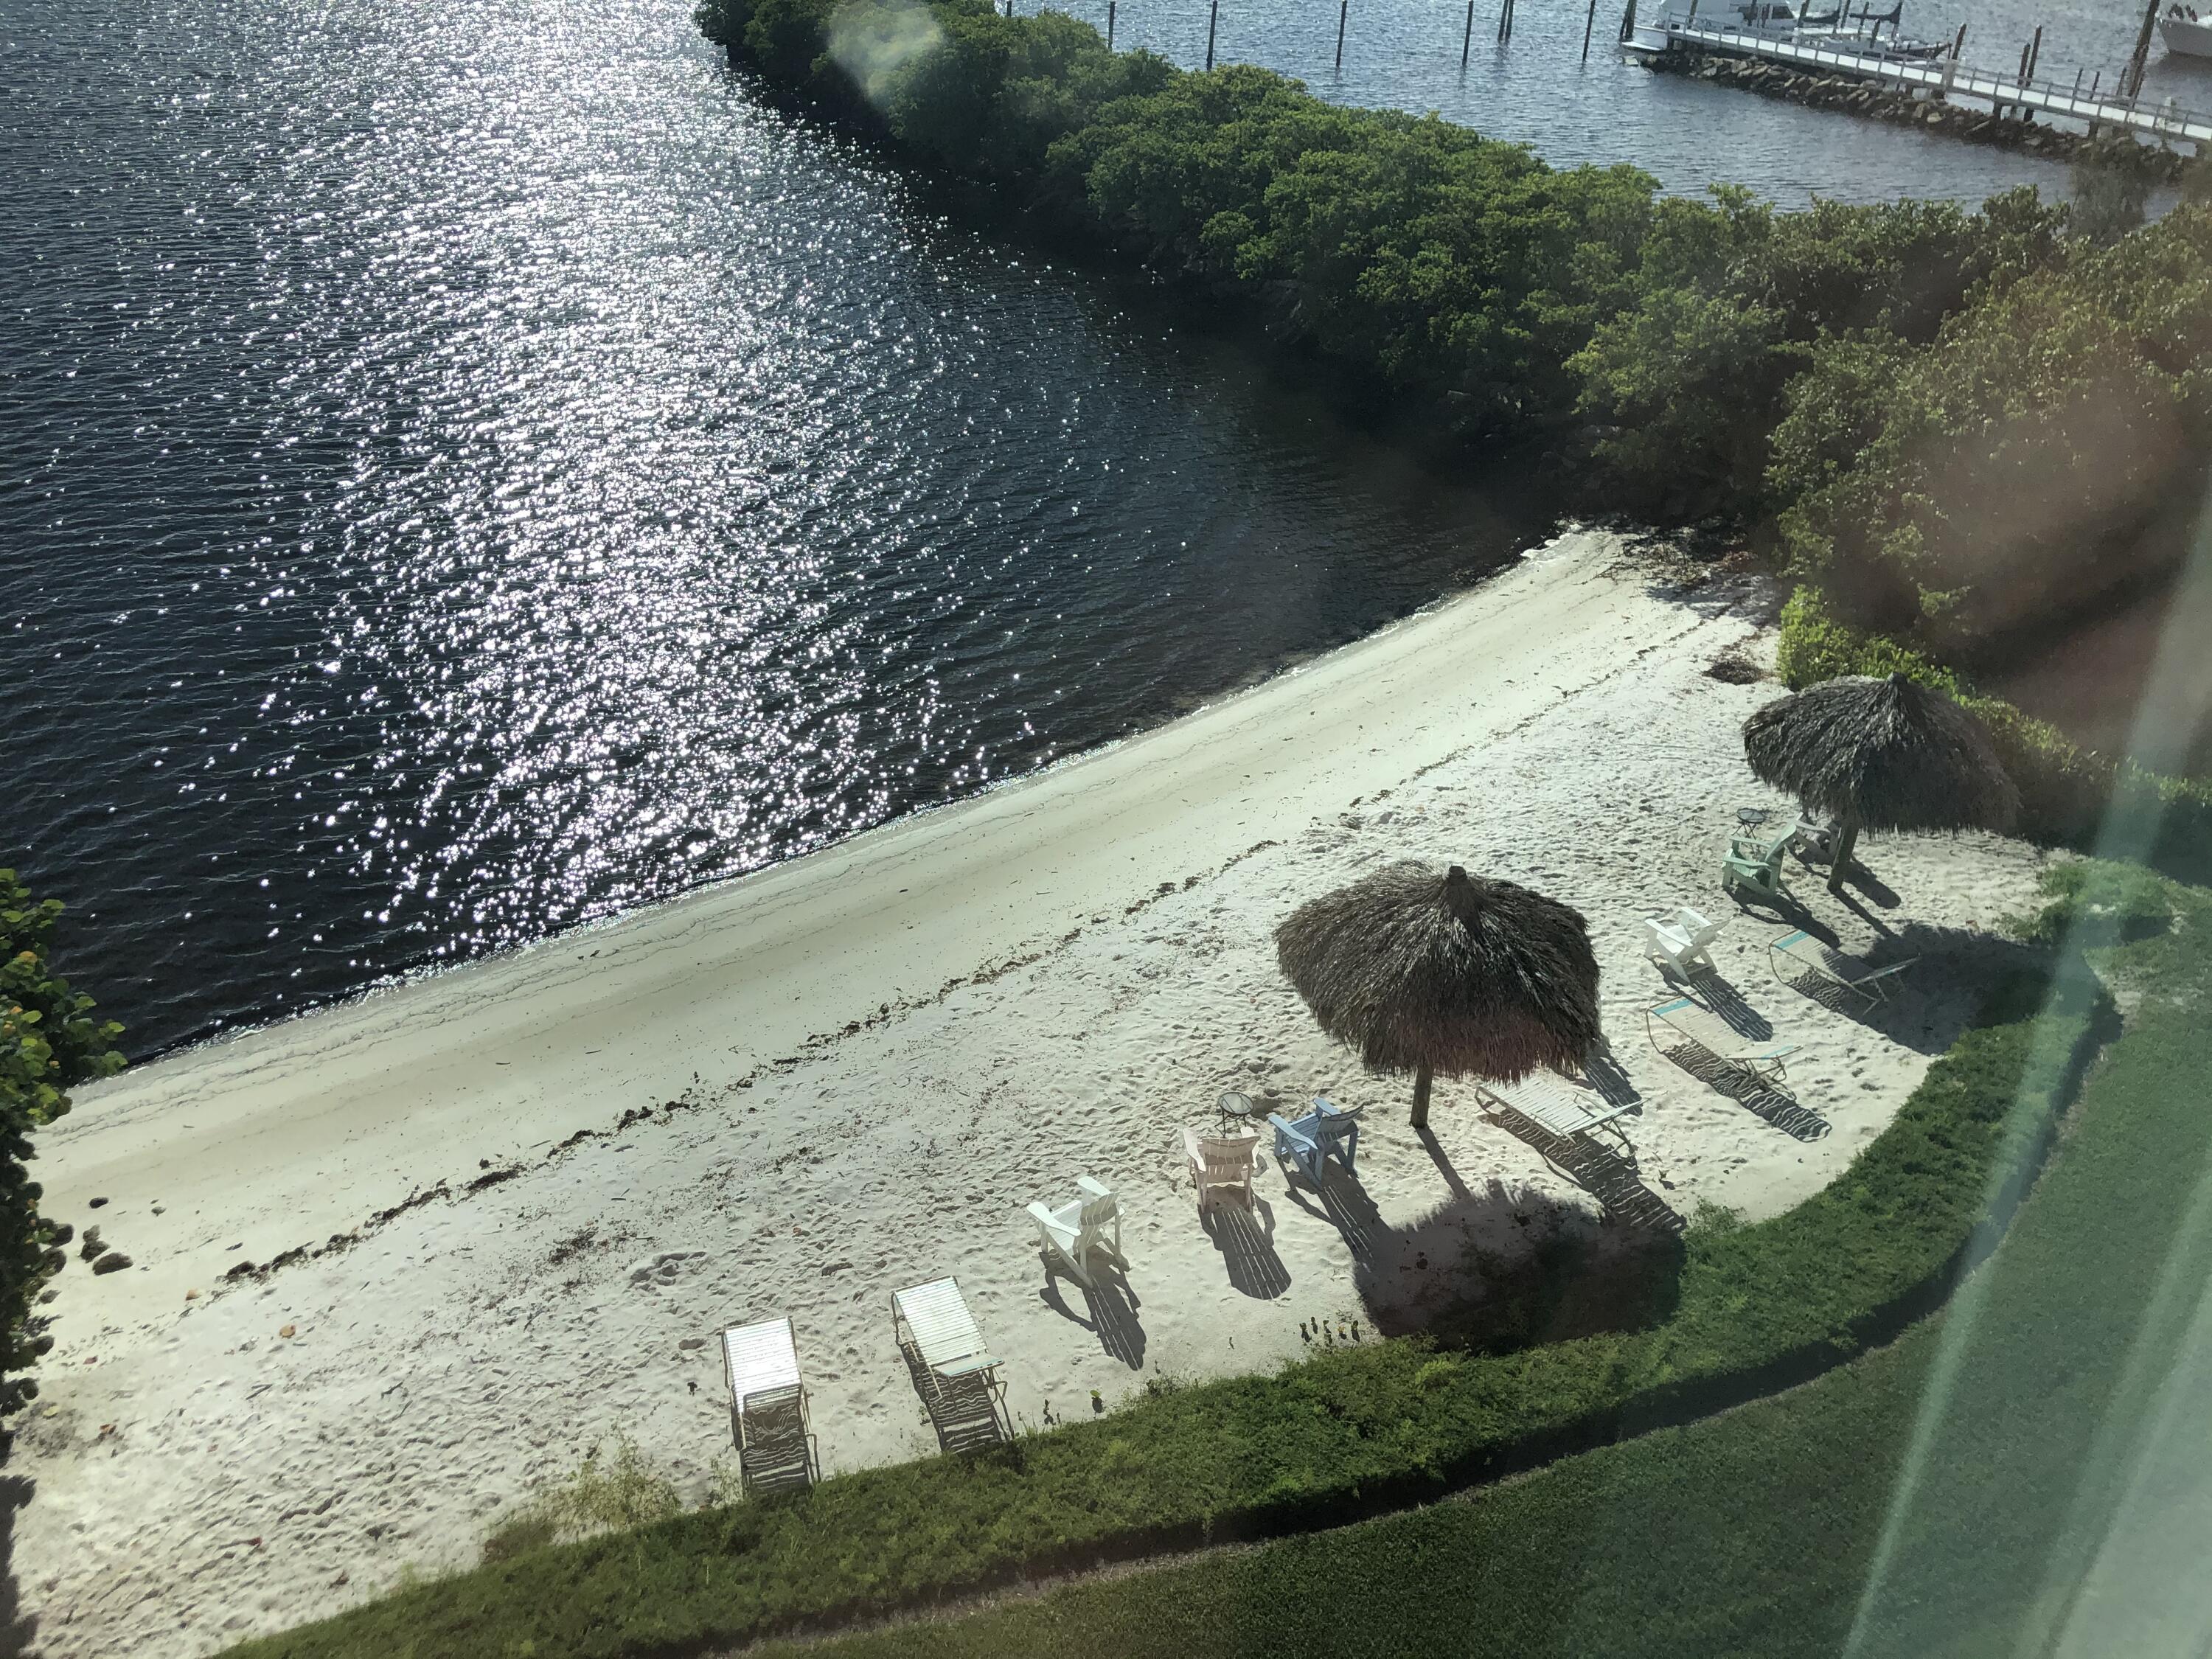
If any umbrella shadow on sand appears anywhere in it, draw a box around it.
[1039,1262,1148,1371]
[1354,1178,1685,1349]
[1201,1198,1292,1300]
[1766,921,2047,1058]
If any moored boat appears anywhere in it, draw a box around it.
[2161,9,2212,59]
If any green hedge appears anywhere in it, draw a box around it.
[229,964,2100,1658]
[787,875,2212,1659]
[698,0,1661,437]
[1775,586,2212,863]
[1,871,123,1419]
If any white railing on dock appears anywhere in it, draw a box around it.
[1653,23,2212,146]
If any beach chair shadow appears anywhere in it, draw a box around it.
[1040,1264,1147,1371]
[1579,1047,1644,1110]
[1779,923,2042,1057]
[897,1346,1009,1453]
[1677,967,1775,1041]
[1282,1166,1385,1265]
[1776,966,1882,1019]
[1203,1197,1291,1299]
[1666,1045,1833,1141]
[1482,1104,1686,1233]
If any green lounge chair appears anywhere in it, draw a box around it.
[1723,826,1795,902]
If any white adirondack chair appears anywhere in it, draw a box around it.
[1181,1127,1259,1214]
[1025,1175,1126,1287]
[1644,905,1726,973]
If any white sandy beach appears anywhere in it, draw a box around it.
[10,532,2053,1657]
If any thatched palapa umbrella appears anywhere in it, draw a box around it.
[1742,672,2020,893]
[1274,863,1601,1130]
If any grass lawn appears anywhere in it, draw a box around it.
[771,875,2212,1658]
[221,870,2138,1659]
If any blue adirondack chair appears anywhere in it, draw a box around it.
[1268,1097,1360,1184]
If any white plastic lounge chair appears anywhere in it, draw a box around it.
[721,1316,817,1495]
[1645,996,1797,1084]
[891,1277,1008,1450]
[1182,1126,1259,1214]
[1025,1175,1126,1287]
[1475,1072,1635,1147]
[1644,906,1727,974]
[1770,929,1919,1006]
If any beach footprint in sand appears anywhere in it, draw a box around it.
[626,1251,707,1292]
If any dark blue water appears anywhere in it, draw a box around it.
[7,0,2197,1057]
[4,0,1554,1054]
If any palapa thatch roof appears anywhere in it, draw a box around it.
[1274,863,1601,1083]
[1742,672,2019,833]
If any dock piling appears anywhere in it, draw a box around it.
[2126,0,2158,99]
[1582,0,1599,60]
[1463,0,1475,66]
[1336,0,1348,69]
[1206,0,1218,69]
[1107,0,1115,48]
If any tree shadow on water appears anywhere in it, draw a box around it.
[1354,1179,1685,1352]
[1202,1198,1292,1299]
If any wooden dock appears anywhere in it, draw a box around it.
[1637,24,2212,148]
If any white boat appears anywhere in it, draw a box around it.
[2160,11,2212,59]
[1630,0,1949,58]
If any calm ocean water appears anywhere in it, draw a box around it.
[5,0,2203,1054]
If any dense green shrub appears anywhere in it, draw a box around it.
[704,0,1658,434]
[1,871,123,1417]
[1776,205,2212,650]
[1572,187,2065,517]
[227,965,2094,1659]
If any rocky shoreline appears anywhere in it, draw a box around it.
[1645,50,2194,182]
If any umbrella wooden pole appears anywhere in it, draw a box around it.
[1411,1060,1434,1129]
[1829,811,1861,894]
